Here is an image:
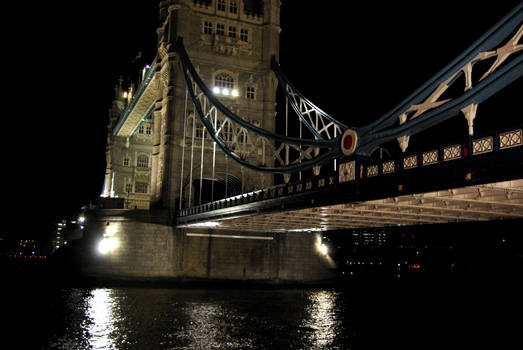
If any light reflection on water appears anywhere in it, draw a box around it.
[303,290,340,349]
[44,287,349,349]
[9,279,520,349]
[185,302,221,348]
[86,289,118,349]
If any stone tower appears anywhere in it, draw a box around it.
[102,75,155,210]
[151,0,281,214]
[92,1,334,284]
[103,0,281,216]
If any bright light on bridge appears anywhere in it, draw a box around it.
[316,235,329,256]
[213,86,239,97]
[97,237,119,255]
[187,221,221,228]
[97,223,120,255]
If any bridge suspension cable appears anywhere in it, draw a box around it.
[176,37,341,174]
[356,2,523,155]
[176,3,522,175]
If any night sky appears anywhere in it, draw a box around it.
[2,1,521,238]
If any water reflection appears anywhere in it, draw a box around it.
[43,288,349,349]
[302,290,340,348]
[86,288,118,349]
[185,302,221,348]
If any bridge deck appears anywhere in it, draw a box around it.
[177,126,523,232]
[179,179,523,232]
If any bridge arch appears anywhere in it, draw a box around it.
[181,169,242,207]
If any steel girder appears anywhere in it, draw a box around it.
[176,3,522,173]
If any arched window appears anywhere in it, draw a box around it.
[213,72,238,97]
[214,73,234,89]
[229,1,238,14]
[137,154,149,168]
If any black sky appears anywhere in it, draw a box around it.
[2,1,521,238]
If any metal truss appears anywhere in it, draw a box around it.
[271,57,347,141]
[177,3,522,174]
[176,38,340,174]
[355,3,523,155]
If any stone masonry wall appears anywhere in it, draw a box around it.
[80,210,335,283]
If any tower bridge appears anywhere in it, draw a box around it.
[86,1,523,283]
[177,126,523,231]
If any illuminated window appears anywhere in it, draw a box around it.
[204,21,213,34]
[246,86,256,100]
[135,182,148,193]
[216,23,225,36]
[228,26,236,38]
[215,73,234,89]
[240,28,249,42]
[137,155,149,168]
[213,73,238,97]
[229,1,238,14]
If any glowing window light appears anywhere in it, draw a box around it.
[212,86,239,98]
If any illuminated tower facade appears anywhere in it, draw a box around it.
[103,0,281,213]
[151,0,281,211]
[102,77,155,210]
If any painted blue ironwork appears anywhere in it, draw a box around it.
[177,38,340,174]
[271,57,348,140]
[178,124,523,221]
[356,3,523,155]
[177,3,522,173]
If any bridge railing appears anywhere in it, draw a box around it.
[178,126,522,218]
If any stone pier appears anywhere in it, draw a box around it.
[76,209,336,284]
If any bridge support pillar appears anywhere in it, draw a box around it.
[71,209,337,284]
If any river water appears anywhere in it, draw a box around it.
[3,278,521,349]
